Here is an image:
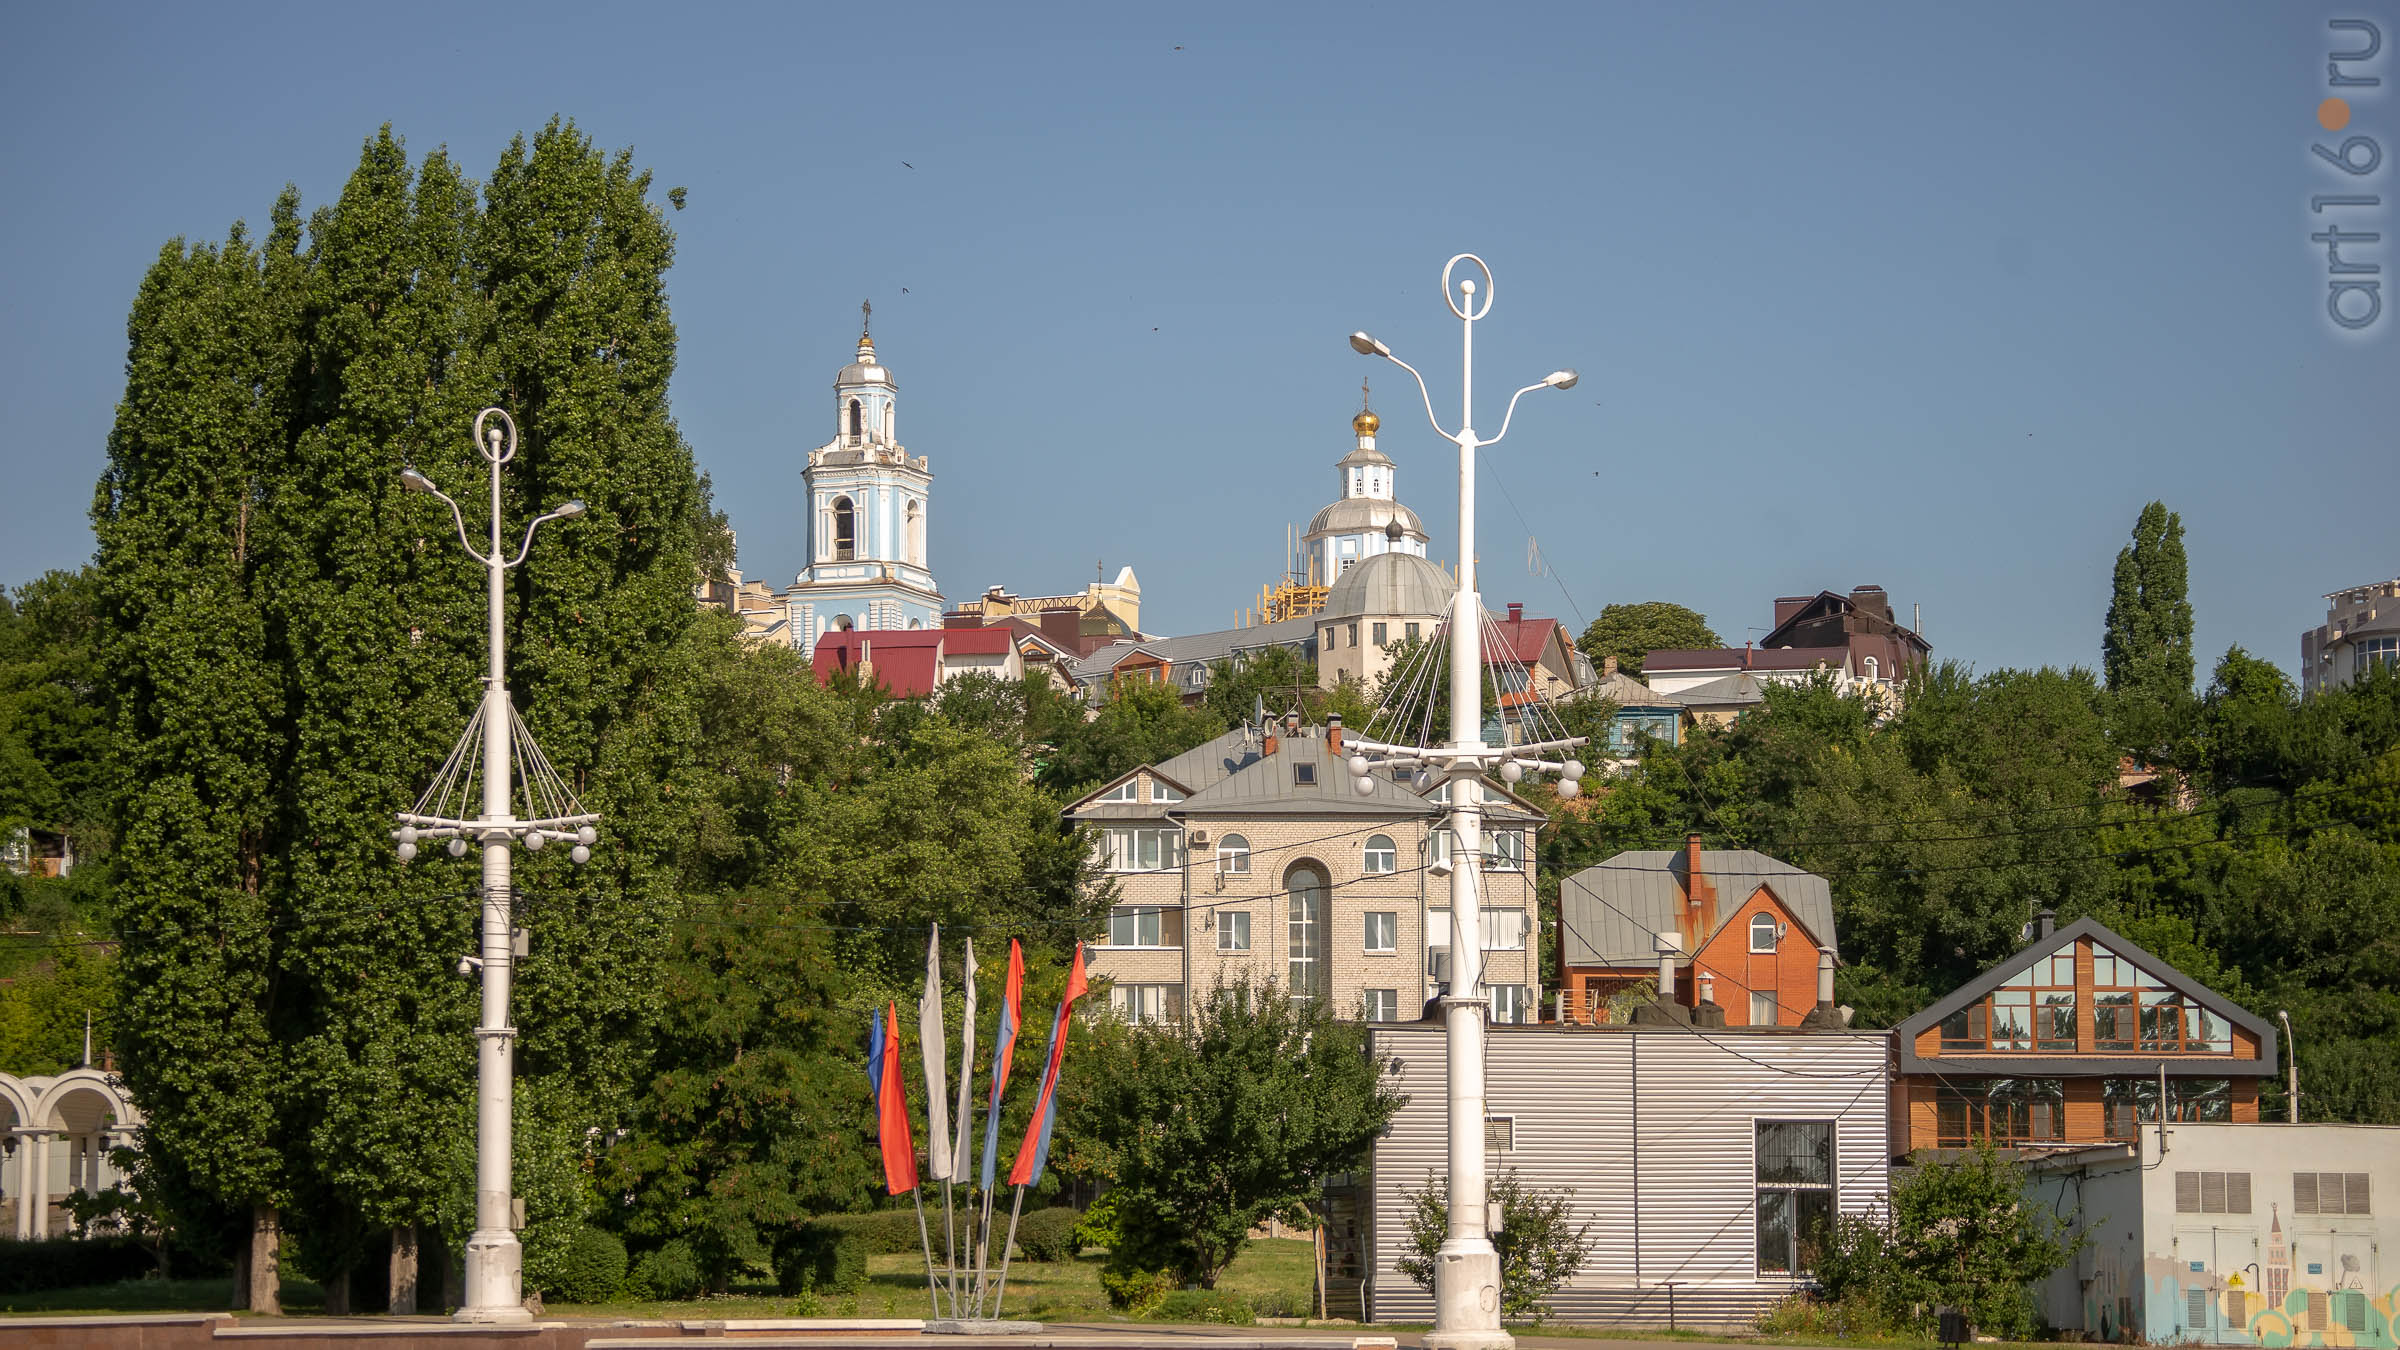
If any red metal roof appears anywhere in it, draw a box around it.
[812,630,943,698]
[1484,612,1564,670]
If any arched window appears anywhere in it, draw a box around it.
[1750,913,1778,953]
[849,398,863,440]
[832,496,856,561]
[1217,833,1251,875]
[1863,655,1880,683]
[1286,863,1328,1005]
[831,613,855,631]
[906,499,923,566]
[1362,834,1397,874]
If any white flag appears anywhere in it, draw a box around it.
[951,938,978,1184]
[920,923,952,1180]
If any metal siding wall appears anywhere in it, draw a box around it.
[1367,1025,1888,1324]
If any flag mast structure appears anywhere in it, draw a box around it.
[1341,257,1585,1350]
[992,944,1087,1319]
[390,408,597,1324]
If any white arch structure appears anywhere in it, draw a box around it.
[0,1068,142,1240]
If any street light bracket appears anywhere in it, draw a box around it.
[474,407,519,466]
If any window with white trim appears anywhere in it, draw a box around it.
[1756,1120,1836,1276]
[1215,833,1251,875]
[1103,827,1184,873]
[1363,988,1400,1022]
[1110,984,1184,1024]
[1487,830,1524,870]
[1363,911,1397,954]
[1428,908,1527,952]
[1151,782,1184,803]
[1217,911,1251,953]
[1489,985,1529,1024]
[1107,906,1184,949]
[1751,990,1779,1025]
[1097,780,1138,803]
[1750,913,1778,953]
[1363,834,1397,874]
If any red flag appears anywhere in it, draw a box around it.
[877,1002,918,1194]
[1009,944,1089,1188]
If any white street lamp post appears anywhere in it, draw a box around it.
[394,408,598,1324]
[1345,256,1583,1350]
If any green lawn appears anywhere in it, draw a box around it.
[1,1241,1320,1325]
[547,1238,1321,1323]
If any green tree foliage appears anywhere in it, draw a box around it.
[1576,601,1720,677]
[0,568,114,852]
[91,120,708,1298]
[1073,982,1400,1290]
[2103,501,2195,756]
[1811,1148,2079,1337]
[1038,676,1223,798]
[1395,1171,1597,1320]
[1199,644,1320,727]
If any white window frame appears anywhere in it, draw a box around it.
[1104,826,1184,873]
[1096,780,1138,804]
[1750,913,1778,953]
[1487,830,1525,871]
[1217,910,1252,953]
[1151,782,1184,803]
[1362,834,1397,874]
[1363,988,1400,1022]
[1111,983,1184,1024]
[1429,908,1526,952]
[1215,833,1251,875]
[1489,985,1528,1024]
[1108,906,1184,949]
[1751,990,1780,1025]
[1363,911,1397,954]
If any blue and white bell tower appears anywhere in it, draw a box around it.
[785,304,942,657]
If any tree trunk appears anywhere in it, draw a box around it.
[248,1205,282,1315]
[389,1224,419,1314]
[324,1267,352,1316]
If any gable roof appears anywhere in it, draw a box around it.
[1894,915,2276,1078]
[1560,849,1837,967]
[1064,725,1547,825]
[1665,671,1773,707]
[1580,670,1685,710]
[813,630,943,697]
[1643,646,1852,674]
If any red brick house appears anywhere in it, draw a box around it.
[1557,837,1837,1027]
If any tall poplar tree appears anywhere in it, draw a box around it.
[2102,500,2195,757]
[96,120,708,1306]
[95,207,306,1312]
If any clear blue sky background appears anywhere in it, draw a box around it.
[4,3,2391,680]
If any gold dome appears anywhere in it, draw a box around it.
[1353,407,1380,436]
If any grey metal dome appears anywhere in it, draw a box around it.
[1324,550,1453,619]
[1306,497,1426,541]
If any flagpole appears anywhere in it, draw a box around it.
[940,1178,958,1318]
[991,1185,1028,1318]
[911,1185,940,1317]
[973,1179,997,1316]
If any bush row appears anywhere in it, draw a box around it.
[0,1236,156,1294]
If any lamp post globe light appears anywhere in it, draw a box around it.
[394,408,599,1323]
[1344,256,1585,1350]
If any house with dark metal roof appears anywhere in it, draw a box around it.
[1890,912,2275,1158]
[1642,585,1929,695]
[1066,714,1545,1026]
[1558,839,1839,1029]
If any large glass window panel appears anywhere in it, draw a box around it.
[1288,867,1326,1004]
[2040,992,2079,1051]
[1991,991,2034,1050]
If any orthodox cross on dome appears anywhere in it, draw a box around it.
[1361,376,1371,412]
[861,298,872,339]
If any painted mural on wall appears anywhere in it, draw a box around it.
[2135,1201,2393,1347]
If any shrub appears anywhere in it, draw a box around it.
[1811,1147,2080,1339]
[1013,1206,1081,1263]
[1155,1287,1255,1324]
[1396,1170,1595,1321]
[0,1236,157,1293]
[1099,1265,1174,1315]
[802,1209,923,1255]
[627,1239,703,1302]
[552,1228,628,1305]
[1068,1192,1120,1253]
[775,1221,869,1296]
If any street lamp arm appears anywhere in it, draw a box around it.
[418,482,491,566]
[1378,350,1452,442]
[504,507,578,569]
[1484,381,1555,449]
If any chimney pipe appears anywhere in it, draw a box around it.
[1507,602,1523,623]
[2036,907,2056,939]
[1654,932,1680,1001]
[1327,713,1343,758]
[1818,946,1836,1007]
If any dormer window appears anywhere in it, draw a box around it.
[1750,913,1778,953]
[1293,763,1317,786]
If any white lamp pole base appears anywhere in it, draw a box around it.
[1424,1240,1511,1350]
[456,1229,534,1323]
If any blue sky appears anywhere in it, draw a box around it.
[3,3,2391,680]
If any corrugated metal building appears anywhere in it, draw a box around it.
[1363,1022,1890,1331]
